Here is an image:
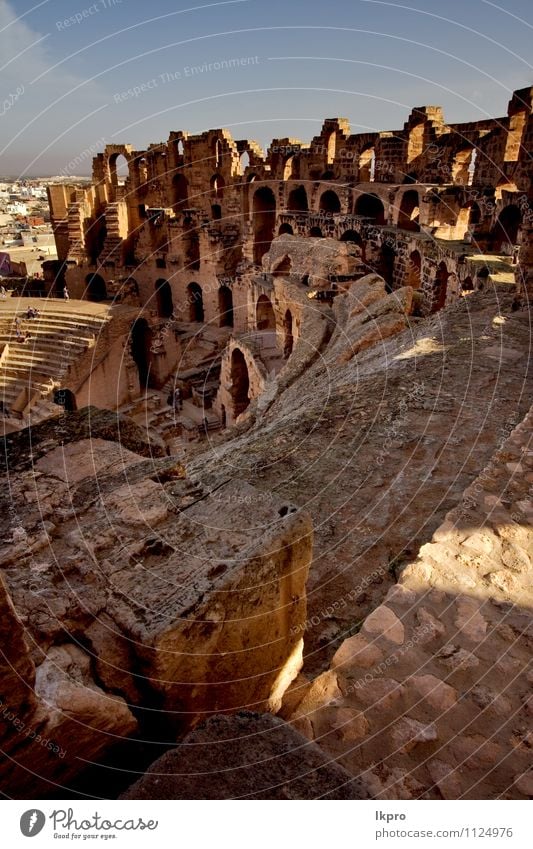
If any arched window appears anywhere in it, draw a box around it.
[279,223,294,235]
[359,147,375,182]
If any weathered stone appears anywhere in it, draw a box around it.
[362,605,405,645]
[122,713,371,799]
[391,717,438,753]
[410,675,457,711]
[331,633,384,671]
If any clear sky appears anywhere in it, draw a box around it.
[0,0,532,175]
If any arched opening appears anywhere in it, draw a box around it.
[256,294,276,330]
[85,273,107,302]
[283,157,297,180]
[109,153,129,187]
[359,146,375,182]
[452,148,474,186]
[378,244,396,293]
[283,310,294,359]
[461,276,474,294]
[326,132,336,164]
[279,223,294,235]
[491,205,521,253]
[273,255,292,277]
[176,139,185,157]
[470,203,482,227]
[432,262,449,313]
[172,174,188,211]
[398,190,420,232]
[407,250,422,289]
[183,218,200,270]
[155,279,173,318]
[310,227,323,237]
[253,187,276,265]
[187,282,204,323]
[287,185,308,212]
[230,349,250,419]
[319,190,341,214]
[239,150,250,174]
[131,319,153,389]
[321,171,335,181]
[354,193,385,223]
[211,204,222,220]
[211,174,224,199]
[53,388,77,412]
[218,285,233,327]
[340,229,365,261]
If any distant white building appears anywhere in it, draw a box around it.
[7,201,28,215]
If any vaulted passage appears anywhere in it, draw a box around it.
[319,190,341,214]
[256,294,276,330]
[230,348,250,419]
[131,318,153,388]
[432,261,449,313]
[398,190,420,232]
[354,194,385,223]
[187,282,204,322]
[287,185,308,212]
[155,279,173,318]
[218,285,234,327]
[253,187,276,265]
[85,273,107,302]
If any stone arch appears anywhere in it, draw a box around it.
[253,187,276,265]
[283,309,294,358]
[354,193,385,223]
[131,318,153,388]
[218,285,234,327]
[256,294,276,330]
[452,147,474,186]
[359,146,375,182]
[491,204,521,252]
[54,388,77,412]
[239,150,250,174]
[461,276,474,294]
[279,223,294,235]
[319,189,341,213]
[187,282,204,322]
[432,261,449,313]
[273,255,292,277]
[155,278,173,318]
[340,229,365,260]
[85,273,107,302]
[230,348,250,418]
[378,243,396,293]
[398,190,420,232]
[211,174,224,199]
[109,152,129,187]
[287,185,308,212]
[407,250,422,289]
[172,174,188,210]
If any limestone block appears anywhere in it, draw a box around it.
[331,633,384,671]
[454,597,487,642]
[362,605,405,645]
[391,717,438,753]
[410,674,457,711]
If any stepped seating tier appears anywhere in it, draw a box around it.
[0,298,112,423]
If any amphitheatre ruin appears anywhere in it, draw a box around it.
[0,84,532,799]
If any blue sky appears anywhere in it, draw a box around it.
[1,0,532,175]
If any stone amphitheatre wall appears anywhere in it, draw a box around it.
[47,86,532,327]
